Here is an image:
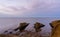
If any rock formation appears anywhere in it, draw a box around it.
[34,22,45,32]
[14,22,29,32]
[0,34,19,37]
[49,20,60,37]
[3,22,45,37]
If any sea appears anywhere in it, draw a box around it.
[0,17,60,36]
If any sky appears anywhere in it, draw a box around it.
[0,0,60,17]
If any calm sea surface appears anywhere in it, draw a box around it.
[0,17,60,35]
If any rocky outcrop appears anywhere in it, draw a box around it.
[14,22,29,32]
[2,22,45,37]
[49,20,60,37]
[34,22,45,32]
[0,34,19,37]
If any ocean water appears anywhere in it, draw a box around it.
[0,17,60,35]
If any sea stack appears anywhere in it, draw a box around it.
[34,22,45,32]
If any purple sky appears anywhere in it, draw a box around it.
[0,0,60,17]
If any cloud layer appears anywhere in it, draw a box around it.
[0,0,60,17]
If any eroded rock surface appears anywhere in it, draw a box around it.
[34,22,45,32]
[49,20,60,37]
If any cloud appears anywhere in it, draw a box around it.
[0,0,60,17]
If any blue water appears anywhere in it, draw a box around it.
[0,17,60,35]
